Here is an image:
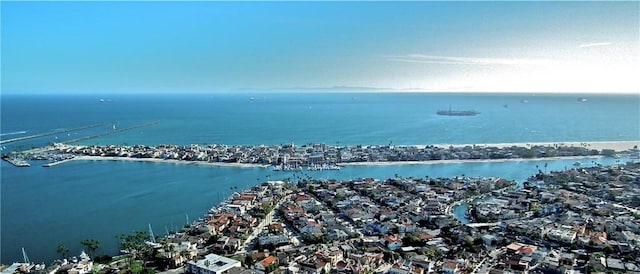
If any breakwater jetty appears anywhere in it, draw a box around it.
[0,123,109,145]
[1,122,159,167]
[61,121,160,144]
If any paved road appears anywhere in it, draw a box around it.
[236,194,292,254]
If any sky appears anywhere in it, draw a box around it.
[1,1,638,94]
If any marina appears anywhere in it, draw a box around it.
[1,156,30,167]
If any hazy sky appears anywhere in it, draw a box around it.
[2,1,638,94]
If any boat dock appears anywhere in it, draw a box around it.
[0,123,109,145]
[1,156,31,167]
[42,157,76,167]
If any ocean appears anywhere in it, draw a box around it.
[1,92,639,263]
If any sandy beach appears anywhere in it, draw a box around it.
[71,155,269,168]
[422,140,640,151]
[336,155,606,167]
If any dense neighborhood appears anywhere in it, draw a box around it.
[8,142,638,169]
[4,161,640,274]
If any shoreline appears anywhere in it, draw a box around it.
[417,140,640,151]
[66,155,628,169]
[71,155,270,168]
[336,155,609,167]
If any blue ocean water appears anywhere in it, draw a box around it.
[1,92,639,263]
[2,93,638,148]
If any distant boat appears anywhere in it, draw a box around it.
[578,98,587,102]
[437,105,479,116]
[520,100,528,103]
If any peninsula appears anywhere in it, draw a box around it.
[3,141,639,170]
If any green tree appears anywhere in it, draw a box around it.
[464,236,474,247]
[244,255,255,268]
[116,231,152,270]
[80,238,101,259]
[131,262,143,274]
[56,244,69,259]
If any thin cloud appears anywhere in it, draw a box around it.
[578,42,612,48]
[385,54,552,66]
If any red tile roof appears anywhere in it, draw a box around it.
[260,256,278,267]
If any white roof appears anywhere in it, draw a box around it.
[189,254,241,274]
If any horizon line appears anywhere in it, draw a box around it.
[2,86,639,96]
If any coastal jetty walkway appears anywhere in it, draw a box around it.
[0,123,109,145]
[62,121,160,144]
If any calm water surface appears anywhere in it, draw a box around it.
[1,92,638,263]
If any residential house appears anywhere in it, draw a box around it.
[254,256,278,274]
[186,254,241,274]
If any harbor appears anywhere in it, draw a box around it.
[1,121,161,168]
[3,161,640,273]
[1,156,30,167]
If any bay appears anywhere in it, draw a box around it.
[1,92,638,263]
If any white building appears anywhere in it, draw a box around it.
[186,254,241,274]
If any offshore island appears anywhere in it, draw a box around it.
[2,141,640,274]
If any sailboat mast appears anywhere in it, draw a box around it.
[148,224,156,243]
[22,247,30,264]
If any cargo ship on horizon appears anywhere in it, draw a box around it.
[437,106,480,116]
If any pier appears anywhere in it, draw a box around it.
[0,123,109,145]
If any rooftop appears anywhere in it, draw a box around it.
[187,254,241,274]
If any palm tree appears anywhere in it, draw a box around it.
[117,231,152,270]
[56,244,69,260]
[80,238,101,259]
